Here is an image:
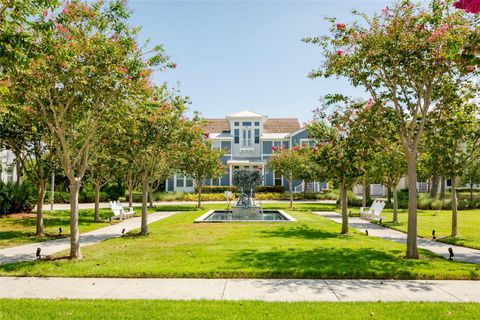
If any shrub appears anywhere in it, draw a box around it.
[322,188,333,193]
[0,181,37,215]
[197,186,238,194]
[103,183,125,200]
[256,186,285,193]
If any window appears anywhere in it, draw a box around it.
[242,121,252,126]
[300,139,316,147]
[274,172,282,186]
[234,122,239,126]
[212,141,222,150]
[254,121,260,126]
[212,178,220,186]
[185,176,193,188]
[242,129,252,147]
[234,129,239,144]
[273,141,283,148]
[176,174,184,187]
[254,129,260,144]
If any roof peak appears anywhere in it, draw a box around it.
[226,110,267,119]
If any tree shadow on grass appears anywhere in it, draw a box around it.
[226,247,438,280]
[259,225,340,240]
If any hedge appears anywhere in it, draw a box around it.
[45,191,110,204]
[195,186,286,194]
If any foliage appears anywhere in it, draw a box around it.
[0,181,36,214]
[304,0,479,258]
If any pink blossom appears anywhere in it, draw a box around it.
[428,24,449,42]
[62,7,68,14]
[382,6,390,15]
[204,132,210,138]
[336,23,346,30]
[367,98,375,107]
[337,50,344,56]
[43,10,48,17]
[454,0,480,14]
[293,146,299,151]
[271,146,278,151]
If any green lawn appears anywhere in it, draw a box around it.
[0,300,479,320]
[374,208,480,250]
[1,203,479,279]
[0,206,156,249]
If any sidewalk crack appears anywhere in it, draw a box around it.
[324,280,342,302]
[221,279,228,300]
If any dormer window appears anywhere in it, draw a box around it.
[242,121,252,126]
[254,121,260,126]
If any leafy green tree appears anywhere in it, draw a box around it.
[423,80,479,236]
[304,1,478,258]
[127,86,191,235]
[268,143,317,209]
[308,98,365,233]
[7,0,170,258]
[180,128,225,208]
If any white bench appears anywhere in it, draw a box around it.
[109,201,134,220]
[360,200,385,220]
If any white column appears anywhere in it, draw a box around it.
[229,165,233,186]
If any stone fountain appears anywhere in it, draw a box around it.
[231,170,263,216]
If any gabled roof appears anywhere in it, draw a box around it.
[203,115,302,135]
[202,119,230,134]
[226,110,267,119]
[264,118,301,133]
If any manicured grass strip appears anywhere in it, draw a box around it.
[375,208,480,250]
[0,300,479,320]
[1,204,479,280]
[0,207,157,249]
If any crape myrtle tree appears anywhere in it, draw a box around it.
[181,128,225,209]
[7,0,171,259]
[307,97,365,234]
[423,80,480,237]
[0,105,55,235]
[304,0,478,258]
[355,100,407,224]
[267,145,311,209]
[127,86,191,236]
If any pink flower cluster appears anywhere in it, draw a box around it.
[271,146,280,151]
[454,0,480,14]
[204,132,210,138]
[336,23,346,30]
[428,24,449,42]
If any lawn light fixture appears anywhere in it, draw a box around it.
[432,230,436,240]
[365,230,369,236]
[379,218,382,224]
[36,248,41,259]
[109,217,112,223]
[122,228,125,236]
[448,247,454,261]
[58,227,62,236]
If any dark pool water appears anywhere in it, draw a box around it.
[203,210,289,222]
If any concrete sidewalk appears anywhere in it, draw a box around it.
[314,211,480,264]
[1,277,480,302]
[0,212,176,265]
[43,200,335,211]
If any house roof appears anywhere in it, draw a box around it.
[203,117,301,136]
[227,110,267,119]
[202,119,230,134]
[264,118,301,133]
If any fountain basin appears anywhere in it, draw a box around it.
[194,209,296,223]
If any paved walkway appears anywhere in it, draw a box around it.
[43,200,335,211]
[314,211,480,264]
[1,277,480,302]
[0,212,176,265]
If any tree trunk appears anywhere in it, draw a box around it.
[340,182,348,234]
[451,176,458,237]
[128,185,133,210]
[470,179,474,202]
[392,185,399,224]
[289,175,293,209]
[197,183,202,208]
[387,187,392,204]
[140,176,148,236]
[148,187,154,208]
[430,175,440,198]
[303,180,307,200]
[362,179,367,208]
[440,176,446,200]
[406,154,419,259]
[69,178,82,259]
[35,179,46,236]
[94,183,101,222]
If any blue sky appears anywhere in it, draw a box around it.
[129,1,392,123]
